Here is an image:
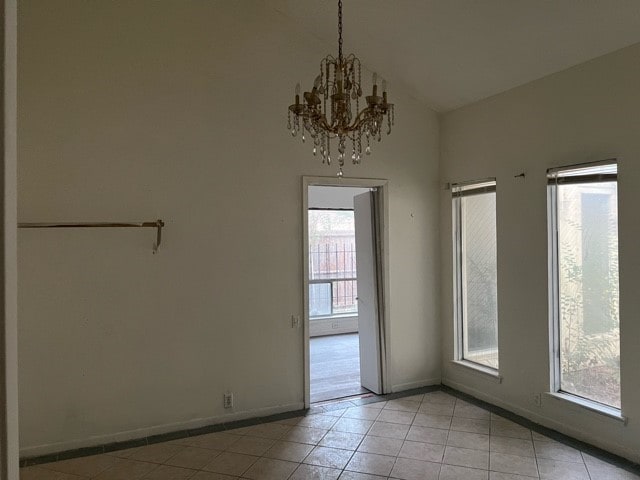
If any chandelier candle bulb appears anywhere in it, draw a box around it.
[287,0,394,175]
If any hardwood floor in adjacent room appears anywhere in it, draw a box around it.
[310,333,369,403]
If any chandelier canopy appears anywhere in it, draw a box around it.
[288,0,394,176]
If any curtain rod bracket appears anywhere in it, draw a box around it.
[153,219,164,254]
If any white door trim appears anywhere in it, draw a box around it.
[1,0,19,477]
[302,176,390,408]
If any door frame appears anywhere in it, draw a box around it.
[302,176,390,408]
[1,0,19,477]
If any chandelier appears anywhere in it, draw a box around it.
[287,0,395,177]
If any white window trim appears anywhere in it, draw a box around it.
[547,179,562,402]
[310,312,358,321]
[546,159,622,415]
[452,178,499,373]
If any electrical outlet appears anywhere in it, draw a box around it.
[533,393,542,407]
[224,392,233,409]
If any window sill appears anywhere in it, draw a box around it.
[544,392,627,424]
[310,313,358,321]
[451,360,502,383]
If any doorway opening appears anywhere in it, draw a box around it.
[303,179,389,406]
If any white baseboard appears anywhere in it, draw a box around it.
[391,377,441,393]
[443,378,639,464]
[20,402,304,459]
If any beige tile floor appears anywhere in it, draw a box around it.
[20,391,640,480]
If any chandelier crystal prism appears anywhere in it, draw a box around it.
[287,0,394,177]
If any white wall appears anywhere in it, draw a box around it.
[18,1,441,455]
[440,43,640,462]
[308,186,370,210]
[309,316,358,338]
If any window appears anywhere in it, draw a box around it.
[308,209,357,318]
[548,161,620,409]
[452,180,499,370]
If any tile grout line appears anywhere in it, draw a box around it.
[439,396,455,480]
[532,432,542,479]
[582,451,594,480]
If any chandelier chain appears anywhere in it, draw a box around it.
[338,0,343,60]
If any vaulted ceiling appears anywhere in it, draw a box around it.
[267,0,640,112]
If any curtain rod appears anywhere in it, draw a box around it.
[17,219,165,254]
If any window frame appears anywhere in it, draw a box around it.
[547,158,622,414]
[308,207,358,320]
[452,178,499,373]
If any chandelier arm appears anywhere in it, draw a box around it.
[303,113,333,134]
[294,104,391,134]
[346,107,377,132]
